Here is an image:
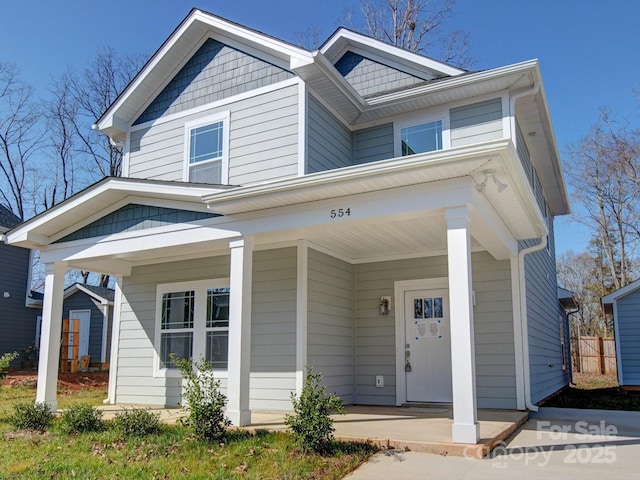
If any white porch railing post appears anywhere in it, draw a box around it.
[36,262,66,410]
[227,236,254,426]
[445,207,480,444]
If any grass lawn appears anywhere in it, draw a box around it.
[0,375,375,479]
[543,372,640,411]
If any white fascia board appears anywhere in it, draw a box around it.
[365,60,538,107]
[6,179,221,247]
[320,28,465,77]
[601,279,640,304]
[96,9,312,134]
[311,52,367,108]
[65,283,114,305]
[202,139,511,206]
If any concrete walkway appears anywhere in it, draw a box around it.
[95,404,527,458]
[345,408,640,479]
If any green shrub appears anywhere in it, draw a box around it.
[60,403,104,433]
[9,401,54,431]
[173,356,231,441]
[0,351,18,378]
[285,367,345,453]
[112,408,160,436]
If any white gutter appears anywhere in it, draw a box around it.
[518,234,547,413]
[511,81,545,413]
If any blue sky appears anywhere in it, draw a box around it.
[1,0,639,255]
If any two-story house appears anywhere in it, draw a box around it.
[6,9,570,444]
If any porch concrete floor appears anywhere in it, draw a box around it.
[94,405,528,458]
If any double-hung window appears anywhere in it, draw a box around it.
[184,112,229,184]
[155,279,230,376]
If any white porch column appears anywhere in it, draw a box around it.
[36,262,66,410]
[227,236,254,426]
[445,207,480,444]
[295,239,308,395]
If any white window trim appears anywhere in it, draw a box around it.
[183,111,230,185]
[153,278,230,378]
[393,108,450,158]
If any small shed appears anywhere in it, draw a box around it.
[34,283,114,369]
[601,280,640,390]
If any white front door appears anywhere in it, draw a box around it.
[69,310,91,358]
[404,289,452,403]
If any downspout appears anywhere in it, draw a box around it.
[511,81,543,412]
[518,235,547,413]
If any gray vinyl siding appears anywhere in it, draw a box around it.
[116,256,232,406]
[115,249,297,409]
[128,83,299,186]
[0,244,38,365]
[521,217,568,403]
[250,248,297,410]
[450,98,503,148]
[615,293,640,385]
[306,95,353,173]
[334,51,428,97]
[64,292,105,364]
[307,248,355,404]
[354,252,516,408]
[353,123,394,165]
[516,120,533,187]
[135,38,293,124]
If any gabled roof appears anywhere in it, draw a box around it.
[66,283,115,304]
[29,283,115,309]
[601,278,640,314]
[95,8,313,139]
[5,177,228,248]
[558,286,579,311]
[0,204,21,231]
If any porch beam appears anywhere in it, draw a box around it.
[445,206,480,444]
[36,262,67,410]
[227,236,254,426]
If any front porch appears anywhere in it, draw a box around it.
[96,404,528,458]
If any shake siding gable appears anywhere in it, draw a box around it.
[135,38,293,125]
[128,83,299,185]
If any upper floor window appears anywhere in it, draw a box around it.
[401,120,443,156]
[184,112,229,184]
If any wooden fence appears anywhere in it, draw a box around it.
[571,336,617,375]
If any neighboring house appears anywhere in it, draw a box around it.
[602,280,640,390]
[0,205,39,365]
[6,9,571,444]
[31,283,114,369]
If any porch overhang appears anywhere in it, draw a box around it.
[7,140,546,274]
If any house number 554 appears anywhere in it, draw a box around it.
[330,208,351,218]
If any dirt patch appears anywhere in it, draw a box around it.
[2,371,108,390]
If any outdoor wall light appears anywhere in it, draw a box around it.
[475,169,508,193]
[379,296,391,316]
[3,292,10,298]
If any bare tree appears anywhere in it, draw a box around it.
[0,63,43,220]
[565,110,640,291]
[58,47,146,179]
[359,0,472,67]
